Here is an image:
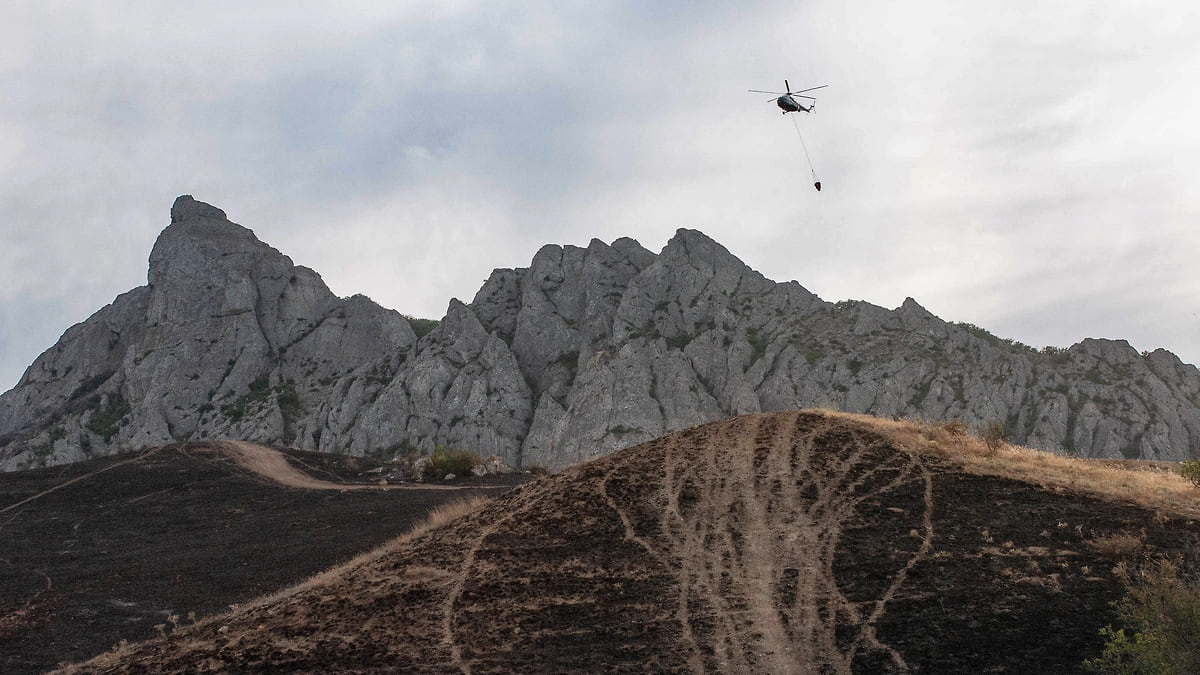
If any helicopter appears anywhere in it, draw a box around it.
[749,79,828,191]
[748,80,828,114]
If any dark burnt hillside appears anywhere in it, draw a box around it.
[66,411,1200,674]
[0,444,517,675]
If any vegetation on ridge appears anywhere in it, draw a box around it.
[405,316,439,340]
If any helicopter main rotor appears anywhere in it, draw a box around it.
[748,79,827,101]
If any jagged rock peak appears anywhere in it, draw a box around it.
[149,196,282,291]
[898,297,933,317]
[1074,337,1140,363]
[4,197,1200,473]
[662,227,737,261]
[170,195,228,223]
[0,196,417,471]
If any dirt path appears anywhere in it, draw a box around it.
[206,441,469,491]
[603,411,934,674]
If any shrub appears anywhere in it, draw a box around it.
[1180,460,1200,489]
[981,420,1006,456]
[86,393,131,443]
[222,375,274,422]
[941,419,968,438]
[745,328,767,364]
[1087,531,1146,564]
[276,383,302,434]
[1084,558,1200,673]
[423,445,481,481]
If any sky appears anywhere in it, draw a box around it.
[1,1,1198,391]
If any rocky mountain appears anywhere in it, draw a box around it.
[2,196,1199,471]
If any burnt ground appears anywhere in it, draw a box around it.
[57,412,1200,674]
[0,443,523,674]
[844,467,1193,672]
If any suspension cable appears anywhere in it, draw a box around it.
[790,114,818,181]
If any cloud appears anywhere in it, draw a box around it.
[2,1,1199,392]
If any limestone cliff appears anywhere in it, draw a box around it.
[2,197,1198,470]
[0,197,414,469]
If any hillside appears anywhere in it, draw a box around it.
[3,196,1199,472]
[0,442,520,675]
[66,410,1200,673]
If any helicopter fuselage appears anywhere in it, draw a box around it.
[777,95,811,114]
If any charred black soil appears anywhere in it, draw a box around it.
[0,444,521,674]
[56,411,1200,674]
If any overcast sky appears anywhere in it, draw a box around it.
[2,1,1198,391]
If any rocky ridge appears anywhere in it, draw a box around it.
[2,196,1199,470]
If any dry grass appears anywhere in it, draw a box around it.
[1086,530,1146,564]
[810,408,1200,521]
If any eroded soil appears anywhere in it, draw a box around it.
[0,443,519,674]
[56,412,1200,673]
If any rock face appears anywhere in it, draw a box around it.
[0,197,415,470]
[3,197,1199,471]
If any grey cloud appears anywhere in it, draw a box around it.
[2,1,1199,394]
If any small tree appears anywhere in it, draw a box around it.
[982,420,1006,456]
[1180,460,1200,489]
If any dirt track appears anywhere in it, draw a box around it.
[600,412,932,672]
[207,441,471,491]
[0,443,519,675]
[68,411,1200,674]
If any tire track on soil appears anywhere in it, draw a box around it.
[441,485,548,674]
[603,411,934,673]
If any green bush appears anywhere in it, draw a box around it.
[406,317,439,340]
[424,445,481,481]
[1180,460,1200,489]
[745,328,767,364]
[221,375,273,422]
[276,383,301,421]
[86,393,131,443]
[1084,558,1200,673]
